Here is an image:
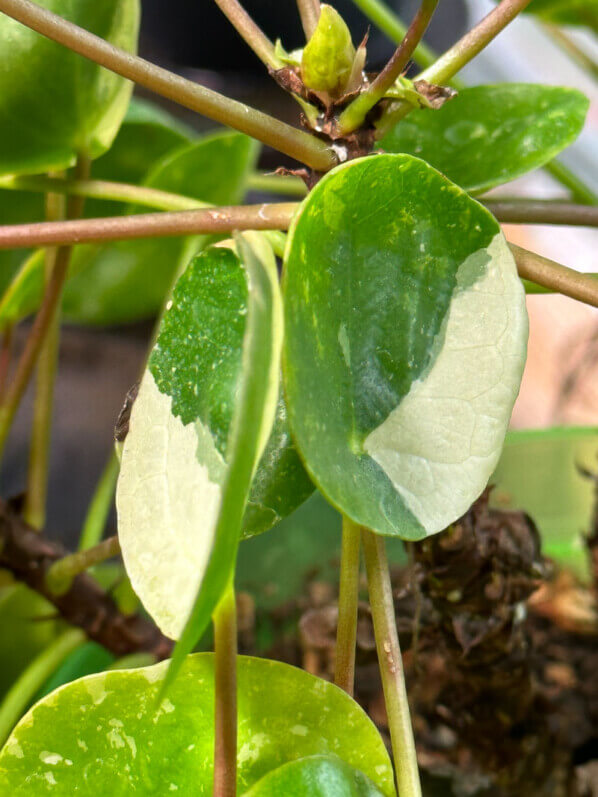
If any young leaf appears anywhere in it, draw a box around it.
[0,0,140,176]
[0,654,394,795]
[491,426,598,579]
[116,235,295,642]
[283,153,528,540]
[245,755,387,796]
[301,5,356,96]
[380,85,589,194]
[0,132,257,328]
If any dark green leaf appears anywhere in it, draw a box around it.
[0,0,140,176]
[0,654,394,795]
[283,153,528,540]
[246,755,387,796]
[381,85,588,193]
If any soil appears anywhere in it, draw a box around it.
[238,490,598,797]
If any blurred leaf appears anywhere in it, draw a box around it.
[84,96,194,219]
[0,584,61,700]
[0,132,259,328]
[491,426,598,579]
[0,0,140,176]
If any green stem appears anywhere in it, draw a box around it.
[335,516,361,696]
[339,0,439,134]
[0,202,299,249]
[484,199,598,226]
[544,161,597,206]
[0,174,209,212]
[0,0,336,172]
[45,535,121,596]
[213,581,238,797]
[510,243,598,308]
[347,0,437,69]
[0,628,86,745]
[78,451,120,551]
[247,173,307,197]
[212,0,281,69]
[23,158,89,529]
[297,0,321,38]
[362,529,421,797]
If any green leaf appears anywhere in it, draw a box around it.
[84,96,194,220]
[522,0,598,30]
[62,132,259,325]
[0,190,44,301]
[380,85,589,194]
[491,426,598,579]
[246,755,387,796]
[0,97,191,310]
[35,643,114,703]
[237,491,406,617]
[0,132,258,328]
[117,235,288,643]
[0,653,394,795]
[0,585,61,700]
[0,0,140,176]
[283,153,528,540]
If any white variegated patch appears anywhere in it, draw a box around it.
[364,233,528,534]
[116,371,222,639]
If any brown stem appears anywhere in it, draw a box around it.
[213,582,237,797]
[339,0,439,133]
[212,0,280,69]
[45,535,121,596]
[0,202,298,250]
[297,0,321,38]
[0,497,172,659]
[335,516,361,696]
[0,246,69,458]
[484,200,598,227]
[0,0,337,171]
[510,243,598,308]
